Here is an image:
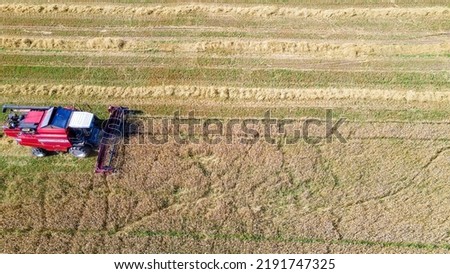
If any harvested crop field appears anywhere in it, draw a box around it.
[1,0,450,254]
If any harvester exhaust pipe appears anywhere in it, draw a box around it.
[2,104,51,113]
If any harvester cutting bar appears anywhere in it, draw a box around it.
[95,106,128,174]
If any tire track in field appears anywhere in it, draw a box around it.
[339,146,450,211]
[3,50,447,71]
[1,4,449,19]
[2,84,449,103]
[2,61,441,74]
[68,181,94,253]
[1,36,449,58]
[2,25,446,42]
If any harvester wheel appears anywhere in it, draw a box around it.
[69,146,91,158]
[31,148,47,157]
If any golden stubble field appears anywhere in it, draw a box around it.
[0,0,450,253]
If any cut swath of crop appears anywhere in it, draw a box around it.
[1,84,450,103]
[1,36,449,59]
[1,4,449,19]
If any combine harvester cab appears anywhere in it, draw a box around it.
[2,104,128,174]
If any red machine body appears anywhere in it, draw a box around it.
[3,108,72,152]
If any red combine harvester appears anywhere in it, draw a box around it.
[2,104,128,174]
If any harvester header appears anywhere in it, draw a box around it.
[95,106,129,174]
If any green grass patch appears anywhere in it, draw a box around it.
[2,97,450,122]
[396,53,450,58]
[1,65,448,90]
